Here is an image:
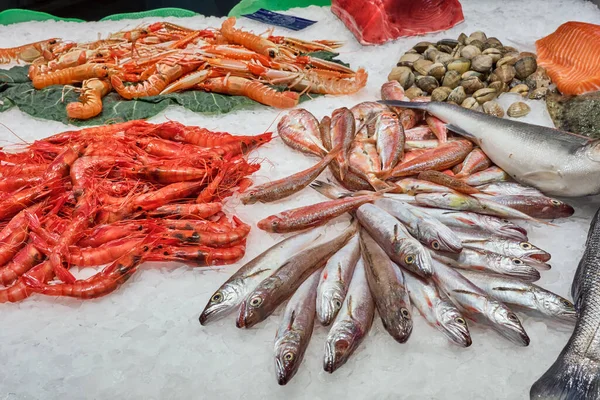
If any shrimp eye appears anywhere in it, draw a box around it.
[455,317,466,325]
[400,308,411,318]
[283,352,294,361]
[268,49,276,58]
[507,313,519,322]
[520,242,532,250]
[431,241,440,250]
[250,296,263,307]
[551,199,561,206]
[405,255,415,264]
[211,293,223,303]
[512,258,523,265]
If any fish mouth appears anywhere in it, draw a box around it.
[236,301,247,329]
[510,266,541,282]
[527,252,551,263]
[438,237,463,253]
[415,250,434,277]
[323,341,338,373]
[274,358,290,386]
[494,324,530,347]
[443,325,472,348]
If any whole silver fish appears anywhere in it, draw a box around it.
[324,256,375,373]
[379,100,600,197]
[199,226,327,325]
[461,166,510,186]
[360,230,412,343]
[356,203,433,277]
[237,222,357,328]
[404,271,472,347]
[432,248,541,282]
[394,178,454,195]
[417,207,528,242]
[376,197,462,253]
[374,111,405,172]
[317,235,361,326]
[473,194,575,220]
[432,259,530,346]
[458,270,576,322]
[531,208,600,399]
[461,237,551,266]
[477,182,544,197]
[274,268,320,385]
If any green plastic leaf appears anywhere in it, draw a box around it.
[304,51,350,68]
[0,66,31,84]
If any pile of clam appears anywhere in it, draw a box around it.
[388,31,554,118]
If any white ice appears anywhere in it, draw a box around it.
[1,1,600,399]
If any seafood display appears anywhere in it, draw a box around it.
[331,0,465,45]
[0,17,366,119]
[0,120,267,302]
[387,30,553,118]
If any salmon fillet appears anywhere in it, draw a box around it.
[536,21,600,95]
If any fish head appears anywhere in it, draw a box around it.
[236,287,269,328]
[317,285,345,326]
[496,256,541,282]
[257,216,283,233]
[323,320,359,373]
[481,216,528,241]
[274,331,303,385]
[490,304,530,346]
[515,241,551,263]
[540,198,575,218]
[199,282,241,325]
[428,230,463,254]
[397,241,434,277]
[382,305,413,343]
[533,292,577,322]
[435,301,472,347]
[239,190,260,205]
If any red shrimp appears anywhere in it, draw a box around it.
[211,131,272,157]
[220,17,279,58]
[70,156,132,194]
[146,243,246,266]
[161,216,250,247]
[148,202,223,218]
[135,137,219,159]
[156,219,231,233]
[42,120,152,145]
[0,261,54,303]
[0,176,42,192]
[196,165,228,203]
[119,165,208,184]
[42,145,83,184]
[65,237,145,266]
[0,164,47,177]
[149,121,237,147]
[132,180,208,211]
[0,225,28,267]
[0,187,50,222]
[0,244,44,286]
[23,245,148,299]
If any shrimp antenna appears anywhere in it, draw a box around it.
[0,122,29,145]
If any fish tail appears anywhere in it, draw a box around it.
[378,100,430,111]
[530,343,600,400]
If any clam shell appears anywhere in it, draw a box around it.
[496,55,518,68]
[428,63,447,80]
[493,64,516,83]
[461,76,485,94]
[431,86,453,102]
[461,71,484,80]
[388,66,415,89]
[424,47,441,62]
[528,87,548,100]
[457,33,468,45]
[483,101,504,118]
[461,97,479,109]
[471,54,494,72]
[473,88,497,104]
[413,59,434,76]
[414,41,434,53]
[435,53,454,66]
[448,86,467,104]
[397,53,422,68]
[514,56,537,80]
[437,39,459,49]
[405,86,424,99]
[507,102,531,118]
[524,67,551,90]
[467,31,487,44]
[509,83,529,96]
[482,48,502,63]
[460,45,481,59]
[442,70,462,89]
[488,81,508,93]
[447,58,471,74]
[483,37,503,49]
[416,75,439,93]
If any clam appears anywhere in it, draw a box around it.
[467,31,487,44]
[442,70,462,89]
[471,54,494,72]
[509,84,529,96]
[424,47,441,62]
[493,64,516,83]
[447,58,471,74]
[437,39,459,48]
[431,87,453,102]
[483,101,505,118]
[447,86,467,104]
[461,70,484,80]
[428,63,446,80]
[458,33,468,44]
[473,88,497,104]
[514,56,537,80]
[388,66,415,89]
[435,52,454,66]
[469,39,485,50]
[488,81,508,93]
[519,52,537,59]
[405,86,425,99]
[460,45,481,59]
[507,102,531,118]
[482,48,502,63]
[413,58,434,75]
[437,44,455,54]
[416,75,439,93]
[487,72,500,83]
[461,97,479,110]
[451,45,464,59]
[484,37,503,49]
[528,87,548,100]
[496,55,518,68]
[461,76,485,94]
[414,41,434,53]
[397,53,422,67]
[525,67,551,90]
[501,46,519,55]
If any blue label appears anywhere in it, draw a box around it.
[242,9,317,31]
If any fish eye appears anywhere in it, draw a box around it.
[211,293,223,303]
[507,313,518,322]
[455,317,466,325]
[502,219,510,223]
[334,300,342,309]
[405,255,415,264]
[560,299,572,307]
[512,258,523,265]
[400,308,411,318]
[283,352,294,361]
[431,241,440,250]
[250,296,263,307]
[520,242,532,250]
[551,199,561,206]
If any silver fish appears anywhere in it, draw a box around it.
[458,270,576,322]
[417,207,528,242]
[356,203,433,277]
[432,248,541,282]
[432,259,530,346]
[317,235,361,326]
[237,222,357,328]
[404,271,472,347]
[461,166,510,186]
[309,179,413,203]
[394,178,454,195]
[477,182,544,197]
[324,256,375,373]
[461,237,551,267]
[199,226,327,325]
[274,268,320,385]
[379,100,600,197]
[531,208,600,398]
[375,197,463,253]
[360,230,412,343]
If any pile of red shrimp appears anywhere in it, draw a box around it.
[0,120,270,302]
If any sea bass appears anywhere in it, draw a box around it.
[531,207,600,399]
[379,100,600,197]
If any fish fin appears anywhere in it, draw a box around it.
[287,310,296,330]
[530,342,600,400]
[378,100,430,111]
[519,170,569,193]
[245,268,273,280]
[452,289,488,299]
[446,124,475,140]
[346,295,354,319]
[491,286,529,294]
[455,217,477,226]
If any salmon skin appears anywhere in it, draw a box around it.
[536,21,600,95]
